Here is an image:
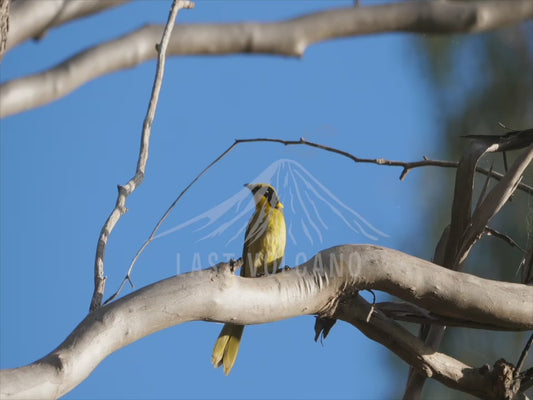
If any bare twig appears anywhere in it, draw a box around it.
[443,141,497,269]
[377,302,524,331]
[522,244,533,285]
[475,162,494,211]
[365,289,376,322]
[405,135,533,400]
[104,140,237,304]
[106,135,532,304]
[484,227,527,253]
[515,333,533,377]
[462,129,533,153]
[235,137,533,194]
[519,368,533,392]
[89,0,195,312]
[459,144,533,264]
[3,1,533,117]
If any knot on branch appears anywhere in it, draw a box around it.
[44,352,66,376]
[117,184,129,198]
[212,259,243,275]
[492,359,520,400]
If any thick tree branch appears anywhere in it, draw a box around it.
[338,296,526,400]
[0,0,9,62]
[405,132,533,399]
[6,0,129,51]
[444,141,500,269]
[89,0,194,312]
[1,245,531,399]
[2,0,532,117]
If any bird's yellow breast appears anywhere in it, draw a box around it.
[242,197,286,277]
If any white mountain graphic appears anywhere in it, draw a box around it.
[154,159,387,246]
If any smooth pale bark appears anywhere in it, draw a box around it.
[2,0,533,117]
[6,0,129,51]
[1,245,531,399]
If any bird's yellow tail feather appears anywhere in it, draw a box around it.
[211,323,245,375]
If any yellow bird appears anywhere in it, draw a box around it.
[211,183,287,375]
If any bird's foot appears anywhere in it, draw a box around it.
[275,265,291,274]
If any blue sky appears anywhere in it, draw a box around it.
[0,1,450,398]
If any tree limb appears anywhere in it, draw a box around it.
[89,0,195,311]
[443,130,533,269]
[376,302,527,331]
[2,0,532,117]
[0,0,9,62]
[107,134,533,305]
[405,132,533,399]
[484,227,527,254]
[459,143,533,264]
[6,0,130,51]
[1,245,531,399]
[338,296,527,400]
[235,136,533,194]
[105,141,238,304]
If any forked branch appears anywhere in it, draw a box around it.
[2,0,532,117]
[338,296,528,400]
[2,245,532,399]
[6,0,129,51]
[405,132,533,399]
[235,136,533,193]
[89,0,195,312]
[107,133,532,303]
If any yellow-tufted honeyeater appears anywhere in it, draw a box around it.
[211,183,287,375]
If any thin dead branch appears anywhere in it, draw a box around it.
[89,0,195,312]
[522,244,533,285]
[377,302,526,331]
[104,140,238,304]
[515,333,533,378]
[459,144,533,265]
[405,135,533,399]
[338,296,525,400]
[106,135,533,304]
[235,136,533,193]
[484,227,527,253]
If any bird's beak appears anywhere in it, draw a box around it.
[244,183,253,190]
